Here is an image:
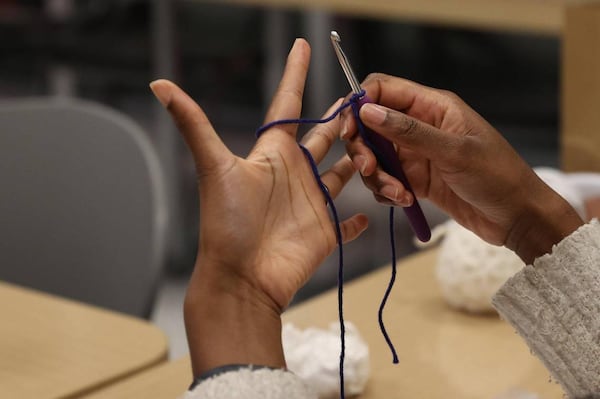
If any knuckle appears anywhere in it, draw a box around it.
[387,113,419,139]
[327,163,347,186]
[165,99,177,114]
[438,88,458,99]
[173,108,200,132]
[363,73,391,91]
[438,89,465,108]
[341,220,355,242]
[311,126,335,147]
[345,140,362,156]
[443,136,470,170]
[364,72,387,82]
[402,117,419,137]
[361,174,378,192]
[331,169,345,186]
[334,156,355,177]
[279,86,304,102]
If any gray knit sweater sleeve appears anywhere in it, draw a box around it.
[492,219,600,398]
[181,367,316,399]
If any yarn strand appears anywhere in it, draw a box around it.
[255,93,360,138]
[378,207,400,363]
[298,145,346,398]
[255,90,398,399]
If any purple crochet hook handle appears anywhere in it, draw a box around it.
[355,95,431,242]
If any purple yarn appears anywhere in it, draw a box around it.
[379,207,400,363]
[255,90,399,399]
[255,91,362,138]
[298,144,346,398]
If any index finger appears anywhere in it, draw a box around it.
[361,74,448,126]
[262,39,311,137]
[361,73,421,110]
[359,102,457,161]
[340,73,448,140]
[339,74,420,140]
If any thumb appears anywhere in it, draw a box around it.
[150,79,233,174]
[359,103,456,160]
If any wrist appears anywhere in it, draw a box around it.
[505,184,583,264]
[184,263,286,377]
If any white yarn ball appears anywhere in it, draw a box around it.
[434,167,586,313]
[435,220,524,313]
[282,322,370,399]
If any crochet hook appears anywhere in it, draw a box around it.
[330,31,431,242]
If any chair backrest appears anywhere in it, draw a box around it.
[0,98,168,317]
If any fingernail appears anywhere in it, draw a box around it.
[398,193,413,207]
[355,155,367,175]
[149,80,171,108]
[361,103,387,125]
[340,121,348,140]
[290,38,301,53]
[381,185,399,202]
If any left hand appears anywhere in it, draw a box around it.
[151,39,368,375]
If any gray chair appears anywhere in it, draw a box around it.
[0,98,168,318]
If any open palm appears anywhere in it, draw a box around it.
[151,39,367,312]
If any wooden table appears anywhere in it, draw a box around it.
[0,281,168,399]
[284,249,563,398]
[79,249,564,398]
[193,0,600,173]
[79,357,192,399]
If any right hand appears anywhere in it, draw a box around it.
[342,73,582,263]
